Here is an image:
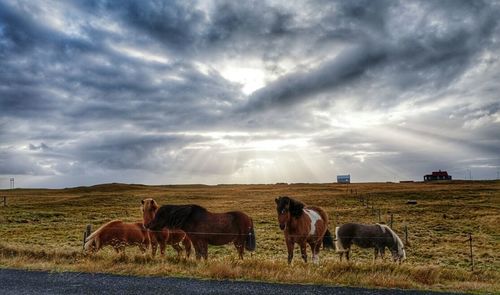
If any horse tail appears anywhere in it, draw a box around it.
[334,226,347,252]
[322,229,334,249]
[245,225,256,252]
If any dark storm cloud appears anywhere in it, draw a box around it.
[0,0,499,187]
[241,0,500,112]
[73,133,202,171]
[239,45,387,112]
[77,0,205,54]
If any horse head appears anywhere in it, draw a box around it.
[275,196,304,230]
[391,243,406,263]
[144,204,168,231]
[141,198,159,226]
[384,225,406,263]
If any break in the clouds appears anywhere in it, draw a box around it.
[1,0,499,188]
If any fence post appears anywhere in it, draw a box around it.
[404,224,408,245]
[469,233,474,271]
[2,196,5,207]
[390,213,394,228]
[378,209,381,222]
[83,224,92,251]
[82,232,87,251]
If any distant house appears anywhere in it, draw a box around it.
[337,174,351,183]
[424,170,452,181]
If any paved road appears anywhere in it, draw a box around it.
[0,268,463,295]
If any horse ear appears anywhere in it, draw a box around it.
[275,198,279,204]
[141,199,144,205]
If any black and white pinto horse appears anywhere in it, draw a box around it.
[335,223,406,263]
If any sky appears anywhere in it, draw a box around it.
[1,0,499,188]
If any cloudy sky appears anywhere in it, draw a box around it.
[1,0,499,188]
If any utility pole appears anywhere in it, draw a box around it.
[10,178,14,189]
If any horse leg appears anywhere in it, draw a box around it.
[308,241,319,264]
[234,241,244,260]
[191,238,202,260]
[314,242,321,264]
[139,241,148,255]
[346,249,350,261]
[299,241,307,263]
[201,241,208,260]
[182,237,192,258]
[159,239,166,256]
[373,248,378,262]
[150,240,157,257]
[172,243,183,258]
[286,238,295,264]
[148,233,156,257]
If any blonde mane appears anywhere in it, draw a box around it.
[378,224,406,259]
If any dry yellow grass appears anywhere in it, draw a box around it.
[0,181,499,293]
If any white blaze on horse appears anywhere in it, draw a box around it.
[275,196,334,264]
[335,223,406,263]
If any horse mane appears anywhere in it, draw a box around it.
[377,224,406,259]
[159,204,206,228]
[288,198,305,218]
[276,196,305,218]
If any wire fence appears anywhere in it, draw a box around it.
[347,189,476,271]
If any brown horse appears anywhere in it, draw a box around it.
[84,220,150,254]
[141,198,192,258]
[146,204,256,260]
[275,196,334,264]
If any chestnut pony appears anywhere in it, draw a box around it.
[146,204,256,260]
[275,196,334,264]
[84,220,149,254]
[141,198,192,258]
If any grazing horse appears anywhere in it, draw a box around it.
[84,220,149,254]
[275,196,334,264]
[141,198,192,258]
[146,204,256,260]
[335,223,406,263]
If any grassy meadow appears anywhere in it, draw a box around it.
[0,181,499,293]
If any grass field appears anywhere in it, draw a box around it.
[0,181,499,293]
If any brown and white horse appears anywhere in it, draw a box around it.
[84,220,150,254]
[275,196,334,264]
[141,198,192,258]
[146,204,256,260]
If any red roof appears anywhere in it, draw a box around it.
[431,170,449,177]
